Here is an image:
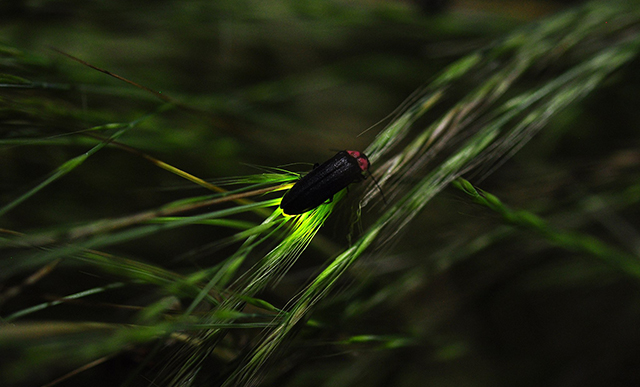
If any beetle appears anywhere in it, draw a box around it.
[280,150,371,215]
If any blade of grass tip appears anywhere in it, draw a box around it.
[0,123,133,218]
[0,154,87,218]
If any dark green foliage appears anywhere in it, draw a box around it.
[2,1,640,387]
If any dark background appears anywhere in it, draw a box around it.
[2,1,640,386]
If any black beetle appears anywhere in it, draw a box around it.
[280,150,371,215]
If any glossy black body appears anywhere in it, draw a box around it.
[280,151,368,215]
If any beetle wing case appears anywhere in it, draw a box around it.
[280,150,367,215]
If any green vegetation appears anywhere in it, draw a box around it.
[2,1,640,386]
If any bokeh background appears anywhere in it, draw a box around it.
[2,1,640,386]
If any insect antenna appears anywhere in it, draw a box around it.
[366,170,387,205]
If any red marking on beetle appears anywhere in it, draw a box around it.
[347,150,370,171]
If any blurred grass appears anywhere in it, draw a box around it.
[2,1,640,387]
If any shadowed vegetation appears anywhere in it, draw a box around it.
[2,1,640,386]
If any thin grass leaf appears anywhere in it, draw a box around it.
[453,178,640,277]
[3,281,126,321]
[0,117,150,217]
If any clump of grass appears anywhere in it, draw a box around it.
[2,1,640,386]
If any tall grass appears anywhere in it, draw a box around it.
[1,1,640,386]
